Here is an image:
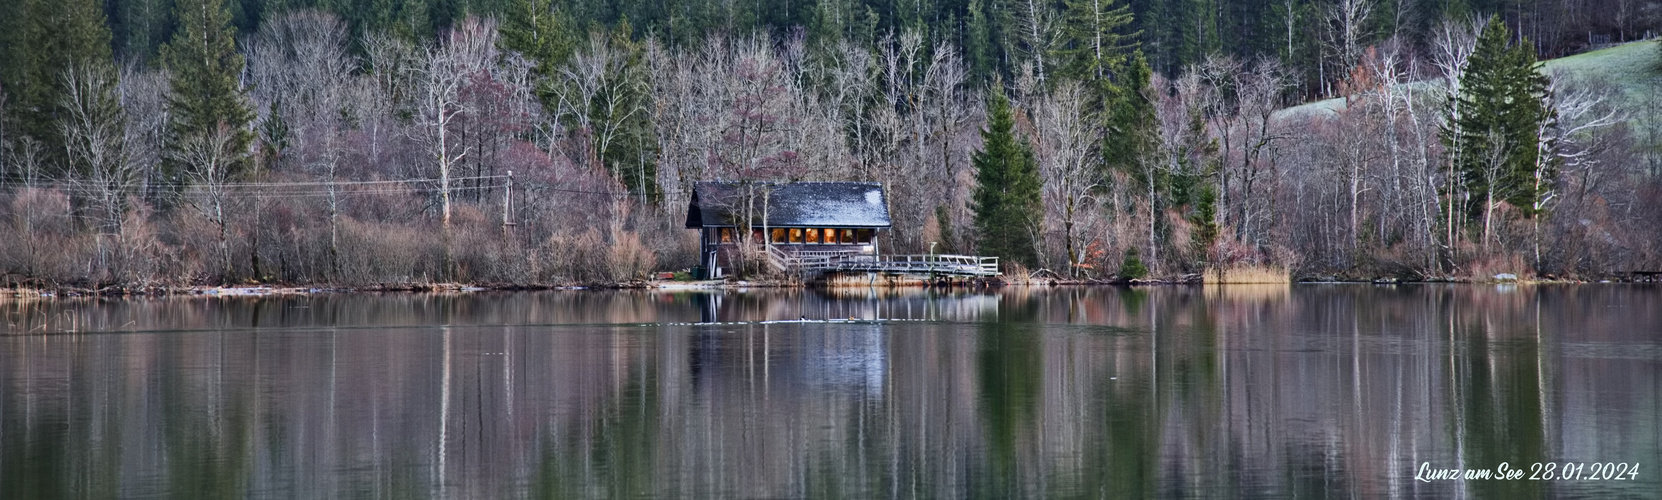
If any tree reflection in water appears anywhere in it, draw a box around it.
[1,285,1658,498]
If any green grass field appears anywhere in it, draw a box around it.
[1543,40,1660,97]
[1279,39,1662,118]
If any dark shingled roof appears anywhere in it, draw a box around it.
[685,181,891,229]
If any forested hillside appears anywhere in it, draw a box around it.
[1,0,1659,287]
[12,0,1654,91]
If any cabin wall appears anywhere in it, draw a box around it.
[699,228,885,279]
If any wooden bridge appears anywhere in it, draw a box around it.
[768,247,1000,277]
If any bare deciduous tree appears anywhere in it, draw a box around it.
[408,18,498,273]
[178,123,243,280]
[1532,72,1623,265]
[1141,71,1212,270]
[360,32,415,174]
[1431,16,1485,249]
[247,9,354,172]
[868,30,978,253]
[1019,0,1057,86]
[119,65,168,205]
[1323,0,1374,95]
[1194,55,1288,250]
[59,62,138,280]
[1028,80,1100,275]
[552,30,643,179]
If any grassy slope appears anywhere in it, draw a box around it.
[1279,39,1662,118]
[1542,39,1660,99]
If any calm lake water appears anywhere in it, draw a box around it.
[3,285,1660,499]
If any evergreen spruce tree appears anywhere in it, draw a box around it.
[111,0,174,64]
[1103,52,1155,180]
[498,0,576,116]
[359,0,402,40]
[966,0,997,84]
[1053,0,1135,84]
[395,0,433,41]
[229,0,265,36]
[1442,15,1555,230]
[0,0,114,178]
[162,0,255,189]
[1128,0,1201,74]
[1053,0,1141,209]
[807,0,848,49]
[971,86,1043,268]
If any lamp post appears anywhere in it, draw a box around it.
[929,241,938,273]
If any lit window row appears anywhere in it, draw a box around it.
[718,228,874,244]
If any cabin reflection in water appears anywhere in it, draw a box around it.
[687,320,889,399]
[686,182,890,279]
[694,289,1002,323]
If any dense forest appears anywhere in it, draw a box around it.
[0,0,1659,287]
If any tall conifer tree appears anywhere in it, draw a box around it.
[1103,52,1155,176]
[971,86,1043,268]
[1053,0,1135,84]
[1442,15,1555,227]
[162,0,255,186]
[966,0,997,84]
[111,0,175,64]
[0,0,114,177]
[498,0,575,116]
[807,0,849,49]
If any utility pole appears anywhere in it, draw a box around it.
[502,170,514,240]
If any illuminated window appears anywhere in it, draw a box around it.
[856,229,872,243]
[840,229,854,244]
[751,229,763,241]
[719,228,733,243]
[805,228,820,244]
[789,228,803,243]
[771,228,785,243]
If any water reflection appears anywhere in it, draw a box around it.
[3,285,1660,498]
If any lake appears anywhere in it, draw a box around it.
[3,285,1659,498]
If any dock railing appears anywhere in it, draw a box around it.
[779,250,1000,277]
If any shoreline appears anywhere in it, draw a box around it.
[3,274,1657,300]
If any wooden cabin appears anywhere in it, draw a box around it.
[686,181,891,278]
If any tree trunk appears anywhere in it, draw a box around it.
[1533,216,1541,271]
[1350,158,1362,253]
[216,196,231,282]
[1483,191,1494,252]
[251,197,264,282]
[1148,173,1159,267]
[1064,195,1077,277]
[440,152,453,281]
[329,184,340,281]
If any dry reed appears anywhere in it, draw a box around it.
[1203,265,1291,284]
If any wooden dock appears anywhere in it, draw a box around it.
[769,248,999,277]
